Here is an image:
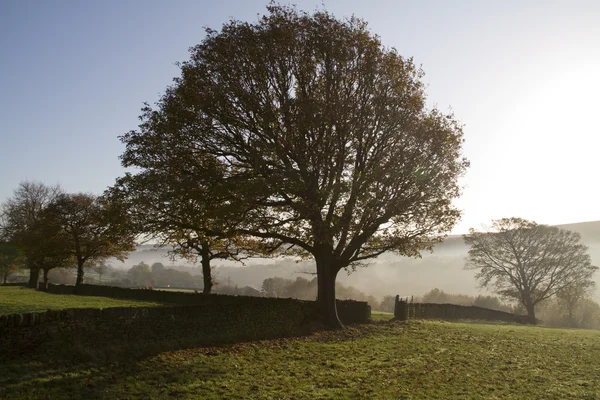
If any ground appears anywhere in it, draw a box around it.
[0,286,167,315]
[2,317,599,399]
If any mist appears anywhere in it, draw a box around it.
[107,221,600,303]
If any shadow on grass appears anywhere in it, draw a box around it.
[0,338,232,399]
[0,324,381,399]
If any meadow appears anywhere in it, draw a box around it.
[0,286,168,315]
[2,311,599,399]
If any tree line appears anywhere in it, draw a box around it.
[0,182,134,290]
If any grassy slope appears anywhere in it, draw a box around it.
[2,320,599,399]
[0,286,168,315]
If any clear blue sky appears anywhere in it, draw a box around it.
[1,0,599,233]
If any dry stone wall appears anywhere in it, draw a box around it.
[394,298,528,324]
[1,285,370,359]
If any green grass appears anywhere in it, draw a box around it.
[2,320,600,399]
[0,286,168,315]
[370,310,394,322]
[156,287,198,292]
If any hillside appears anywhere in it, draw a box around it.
[116,221,600,301]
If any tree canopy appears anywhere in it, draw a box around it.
[0,181,63,287]
[0,242,25,284]
[45,193,136,286]
[109,159,258,294]
[464,218,598,323]
[118,5,468,327]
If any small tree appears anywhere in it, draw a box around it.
[92,263,110,284]
[109,168,261,294]
[555,280,596,327]
[379,295,396,313]
[46,193,136,286]
[127,262,154,287]
[262,277,289,298]
[0,181,62,287]
[464,218,598,323]
[0,243,25,284]
[151,262,165,274]
[119,5,468,327]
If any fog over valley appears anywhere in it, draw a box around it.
[111,220,600,302]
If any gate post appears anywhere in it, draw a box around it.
[394,295,408,321]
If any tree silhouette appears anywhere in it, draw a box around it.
[120,5,468,327]
[464,218,598,323]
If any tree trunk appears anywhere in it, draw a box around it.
[41,268,50,291]
[76,261,85,286]
[200,242,212,294]
[525,302,537,325]
[316,254,343,329]
[28,267,40,288]
[567,305,575,327]
[2,273,7,284]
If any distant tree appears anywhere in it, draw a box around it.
[48,267,76,285]
[464,218,598,323]
[45,193,136,286]
[151,262,165,274]
[555,280,596,327]
[0,181,62,287]
[473,295,508,312]
[0,242,25,284]
[119,4,468,328]
[284,276,317,300]
[127,262,154,287]
[262,277,289,298]
[153,267,194,288]
[421,288,472,305]
[91,263,110,284]
[379,295,396,313]
[578,299,600,329]
[536,297,600,329]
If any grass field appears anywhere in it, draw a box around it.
[2,319,599,399]
[370,310,394,322]
[0,286,168,315]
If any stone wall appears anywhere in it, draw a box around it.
[0,300,319,359]
[1,285,370,359]
[394,297,527,324]
[44,283,370,324]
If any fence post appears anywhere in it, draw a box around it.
[394,295,408,321]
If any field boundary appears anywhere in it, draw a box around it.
[0,285,370,358]
[394,296,528,323]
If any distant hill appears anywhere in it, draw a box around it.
[115,221,600,302]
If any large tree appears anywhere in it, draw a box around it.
[120,5,468,327]
[0,181,62,287]
[464,218,598,324]
[45,193,136,286]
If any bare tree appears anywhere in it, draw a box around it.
[464,218,598,324]
[556,280,596,327]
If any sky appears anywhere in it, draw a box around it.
[1,0,599,234]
